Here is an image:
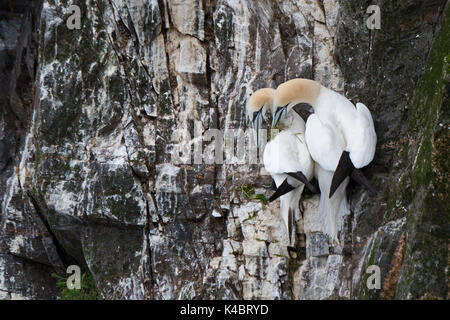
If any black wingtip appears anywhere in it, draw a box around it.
[310,177,320,194]
[351,169,376,195]
[269,178,295,202]
[330,151,354,198]
[306,180,320,194]
[287,172,319,194]
[329,184,338,199]
[271,180,277,191]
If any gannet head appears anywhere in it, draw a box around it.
[272,78,321,127]
[246,88,275,146]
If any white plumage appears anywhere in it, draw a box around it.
[264,131,312,175]
[304,114,343,172]
[343,102,377,168]
[273,79,377,245]
[246,88,315,247]
[309,86,376,171]
[263,109,314,247]
[304,111,348,244]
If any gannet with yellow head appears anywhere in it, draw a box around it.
[246,88,276,147]
[272,78,377,244]
[247,88,318,247]
[273,78,376,196]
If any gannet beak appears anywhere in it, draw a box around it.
[272,106,287,127]
[252,109,263,147]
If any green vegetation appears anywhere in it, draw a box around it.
[386,4,450,299]
[242,211,258,223]
[52,271,99,300]
[240,184,268,204]
[268,128,279,141]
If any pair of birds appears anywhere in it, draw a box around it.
[246,78,376,246]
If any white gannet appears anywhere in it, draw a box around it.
[272,78,377,244]
[247,88,317,247]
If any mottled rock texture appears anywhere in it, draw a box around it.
[0,0,448,300]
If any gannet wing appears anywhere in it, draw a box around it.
[329,103,377,197]
[263,131,313,175]
[269,178,296,202]
[346,103,377,168]
[287,172,319,193]
[329,150,376,198]
[264,130,316,199]
[329,151,354,198]
[305,114,342,172]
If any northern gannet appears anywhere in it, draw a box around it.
[272,78,376,197]
[247,88,317,247]
[246,88,276,147]
[272,78,377,244]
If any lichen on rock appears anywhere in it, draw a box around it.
[0,0,448,300]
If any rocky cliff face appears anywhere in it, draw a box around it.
[0,0,448,300]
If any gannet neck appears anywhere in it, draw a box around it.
[313,86,357,119]
[274,78,321,111]
[279,110,306,133]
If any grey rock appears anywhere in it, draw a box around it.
[308,232,330,257]
[0,141,10,171]
[0,0,448,300]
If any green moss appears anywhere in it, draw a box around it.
[242,210,257,223]
[240,184,268,204]
[52,271,98,300]
[391,4,450,299]
[358,241,377,300]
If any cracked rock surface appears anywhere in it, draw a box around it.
[0,0,448,299]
